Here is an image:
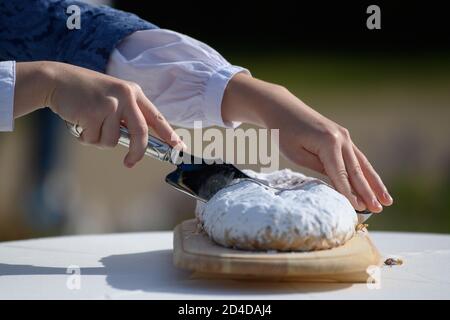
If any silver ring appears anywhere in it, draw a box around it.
[66,121,84,138]
[74,123,84,138]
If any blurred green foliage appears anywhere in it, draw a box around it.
[226,51,450,98]
[371,177,450,233]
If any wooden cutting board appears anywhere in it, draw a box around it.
[173,219,382,283]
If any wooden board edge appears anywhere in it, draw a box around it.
[173,220,383,283]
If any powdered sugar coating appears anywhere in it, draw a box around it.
[195,169,358,251]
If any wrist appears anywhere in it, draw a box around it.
[222,73,266,127]
[221,73,287,128]
[13,61,60,118]
[38,61,59,109]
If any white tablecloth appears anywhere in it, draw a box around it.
[0,231,449,299]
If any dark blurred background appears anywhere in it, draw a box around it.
[115,1,450,52]
[0,1,449,240]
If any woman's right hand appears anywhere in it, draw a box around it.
[222,73,393,213]
[14,61,183,168]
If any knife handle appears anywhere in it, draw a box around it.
[66,122,180,165]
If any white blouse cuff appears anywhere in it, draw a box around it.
[203,65,247,128]
[0,61,15,132]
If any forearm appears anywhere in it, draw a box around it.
[13,61,55,118]
[221,73,322,130]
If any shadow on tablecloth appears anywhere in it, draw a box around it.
[0,250,352,296]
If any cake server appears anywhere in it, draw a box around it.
[67,123,372,222]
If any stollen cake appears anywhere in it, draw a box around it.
[195,169,358,251]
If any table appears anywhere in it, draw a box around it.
[0,231,449,299]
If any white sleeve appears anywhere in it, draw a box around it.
[0,61,15,132]
[106,29,250,128]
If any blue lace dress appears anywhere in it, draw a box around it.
[0,0,157,72]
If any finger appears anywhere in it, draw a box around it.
[353,144,393,206]
[343,144,383,213]
[320,146,365,211]
[136,90,184,148]
[99,113,121,148]
[122,102,148,168]
[78,120,102,146]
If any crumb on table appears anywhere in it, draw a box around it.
[384,257,404,266]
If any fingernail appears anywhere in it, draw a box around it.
[124,158,133,168]
[372,198,382,211]
[179,140,187,150]
[383,191,393,203]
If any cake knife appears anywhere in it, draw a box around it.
[67,123,372,222]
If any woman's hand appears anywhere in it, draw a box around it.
[222,73,393,213]
[14,61,182,168]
